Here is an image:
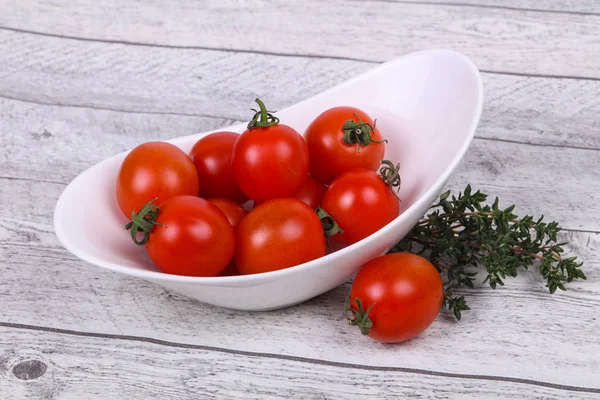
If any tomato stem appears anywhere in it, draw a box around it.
[379,160,402,201]
[316,207,344,238]
[247,98,280,129]
[344,297,375,335]
[342,114,387,153]
[124,198,164,245]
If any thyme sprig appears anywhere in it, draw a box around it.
[390,185,586,320]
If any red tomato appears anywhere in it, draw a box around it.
[208,198,248,230]
[189,132,248,204]
[321,168,399,245]
[235,198,326,274]
[305,107,385,184]
[348,253,443,343]
[294,175,327,210]
[134,196,234,277]
[116,142,199,218]
[232,99,309,203]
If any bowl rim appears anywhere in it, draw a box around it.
[53,48,484,286]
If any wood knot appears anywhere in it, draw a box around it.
[12,360,47,380]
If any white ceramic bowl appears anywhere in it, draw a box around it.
[54,49,483,311]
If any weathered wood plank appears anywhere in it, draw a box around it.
[2,96,599,232]
[1,2,599,396]
[390,0,600,14]
[479,75,599,150]
[0,1,599,77]
[1,177,599,388]
[2,30,599,151]
[2,327,598,400]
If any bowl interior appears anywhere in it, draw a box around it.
[54,50,482,280]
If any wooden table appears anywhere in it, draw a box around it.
[1,1,599,398]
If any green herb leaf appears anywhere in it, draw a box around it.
[389,186,586,320]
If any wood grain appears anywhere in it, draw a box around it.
[388,0,600,14]
[0,1,599,77]
[2,29,599,151]
[1,177,599,389]
[2,95,599,232]
[1,0,600,397]
[2,327,598,400]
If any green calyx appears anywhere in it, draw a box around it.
[247,98,280,129]
[124,198,164,245]
[344,298,375,335]
[316,207,344,238]
[379,160,402,196]
[341,115,387,152]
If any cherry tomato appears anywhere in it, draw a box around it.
[232,99,309,203]
[137,196,234,277]
[208,198,248,230]
[305,107,385,184]
[116,142,199,218]
[347,253,443,343]
[321,168,399,245]
[235,198,326,274]
[294,175,327,210]
[189,132,248,204]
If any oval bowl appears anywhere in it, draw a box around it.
[54,49,483,311]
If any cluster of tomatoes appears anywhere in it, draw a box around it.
[116,99,401,277]
[116,98,444,344]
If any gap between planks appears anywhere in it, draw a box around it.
[359,0,600,17]
[1,25,599,83]
[2,173,600,236]
[2,321,599,395]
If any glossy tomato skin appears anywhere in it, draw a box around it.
[305,107,385,184]
[349,253,443,343]
[146,196,234,277]
[189,132,248,204]
[294,175,327,210]
[116,142,199,218]
[231,125,309,203]
[235,198,326,275]
[208,198,248,230]
[321,169,399,245]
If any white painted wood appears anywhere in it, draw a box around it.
[0,0,599,77]
[392,0,600,14]
[2,96,599,231]
[0,177,599,390]
[1,30,598,151]
[2,327,598,400]
[1,0,600,398]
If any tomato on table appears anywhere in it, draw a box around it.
[305,106,385,184]
[232,99,309,204]
[235,198,326,275]
[189,132,248,204]
[208,198,248,230]
[116,142,199,218]
[321,163,400,245]
[125,196,234,277]
[347,253,443,343]
[294,175,327,210]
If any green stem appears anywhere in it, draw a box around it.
[341,114,386,150]
[316,207,344,238]
[345,298,375,335]
[247,98,280,129]
[379,160,402,203]
[124,198,164,245]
